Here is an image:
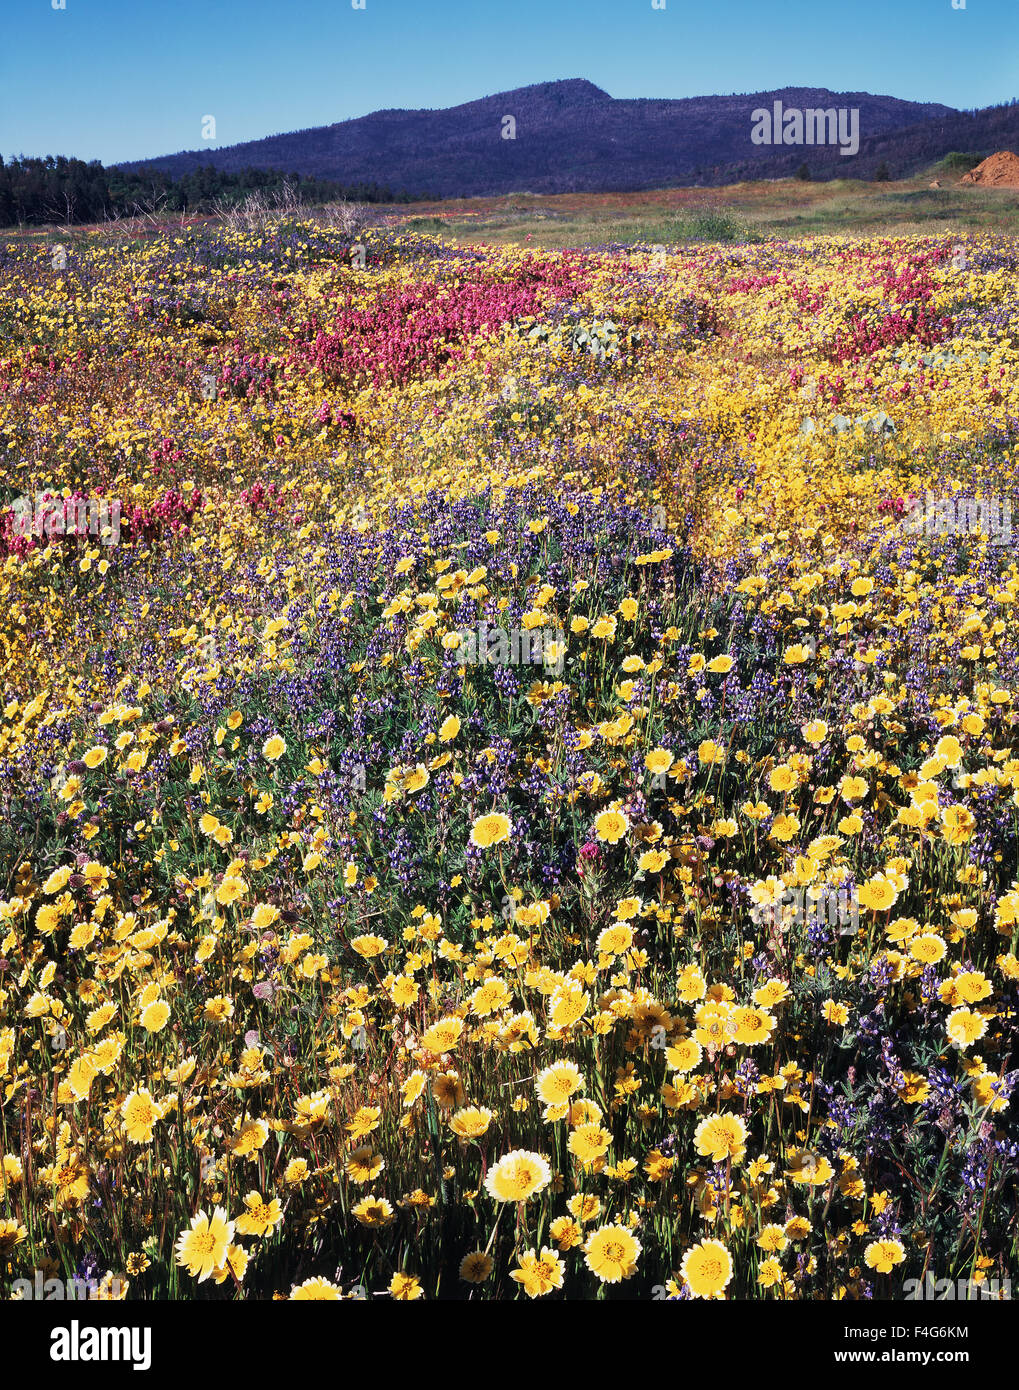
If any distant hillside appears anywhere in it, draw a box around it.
[708,100,1019,183]
[119,79,965,197]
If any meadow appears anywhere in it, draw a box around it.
[389,160,1019,247]
[0,210,1018,1301]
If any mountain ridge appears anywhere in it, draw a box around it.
[117,79,1014,197]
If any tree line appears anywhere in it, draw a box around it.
[0,155,416,227]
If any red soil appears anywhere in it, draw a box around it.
[960,151,1019,188]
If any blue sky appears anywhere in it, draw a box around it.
[3,0,1016,164]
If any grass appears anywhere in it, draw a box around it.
[607,209,763,246]
[375,171,1019,247]
[6,164,1019,252]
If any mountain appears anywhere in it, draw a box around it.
[118,80,966,197]
[708,100,1019,183]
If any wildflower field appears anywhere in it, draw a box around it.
[2,219,1019,1303]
